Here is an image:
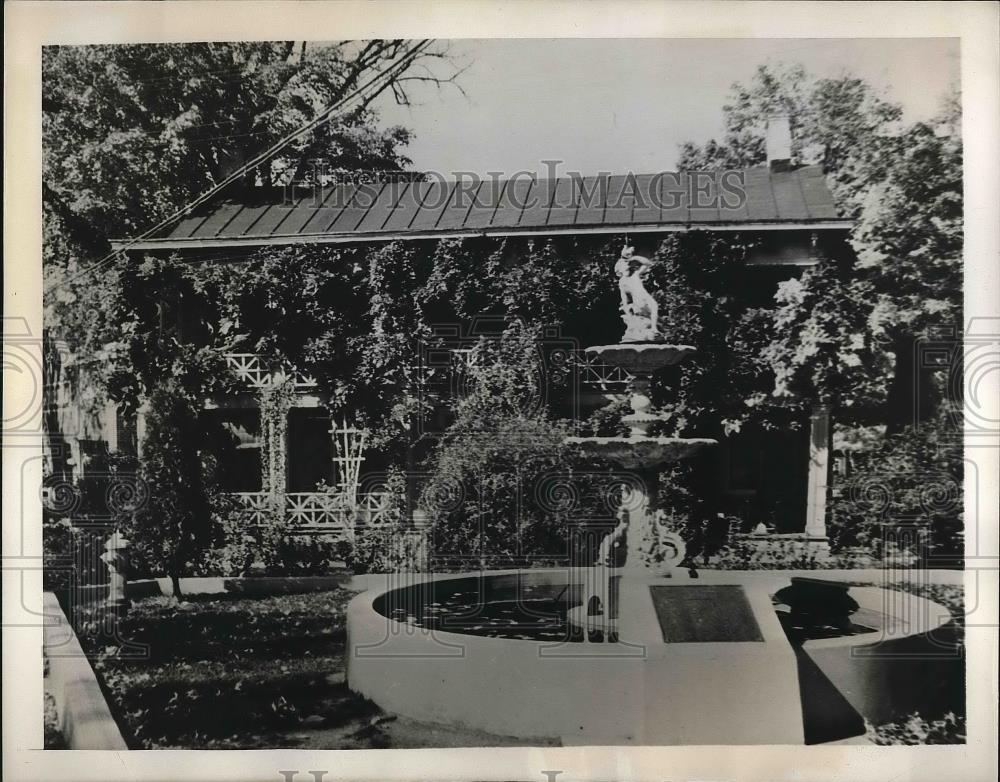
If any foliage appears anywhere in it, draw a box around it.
[580,395,630,437]
[677,63,902,177]
[190,512,345,578]
[755,260,892,416]
[414,236,623,350]
[866,712,965,745]
[191,501,259,578]
[257,535,345,577]
[42,450,143,590]
[43,41,454,422]
[42,41,431,243]
[643,231,786,434]
[653,460,721,555]
[121,382,222,592]
[179,240,428,458]
[43,52,965,581]
[678,64,961,431]
[828,410,963,561]
[259,376,295,500]
[709,537,827,570]
[420,322,583,567]
[337,467,425,574]
[848,102,963,428]
[111,253,242,411]
[42,518,94,592]
[78,589,379,749]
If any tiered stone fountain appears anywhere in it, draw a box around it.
[345,244,957,746]
[564,246,716,640]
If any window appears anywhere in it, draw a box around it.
[203,409,262,492]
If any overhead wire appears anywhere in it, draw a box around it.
[45,39,433,295]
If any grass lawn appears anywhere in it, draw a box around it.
[72,580,964,748]
[76,588,557,749]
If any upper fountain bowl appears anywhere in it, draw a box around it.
[587,344,695,374]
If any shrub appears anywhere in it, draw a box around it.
[419,322,595,568]
[828,411,963,563]
[710,536,825,570]
[186,496,258,577]
[259,534,344,576]
[336,467,426,574]
[190,497,345,578]
[340,525,425,575]
[43,517,94,591]
[866,712,965,745]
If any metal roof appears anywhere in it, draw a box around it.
[117,165,849,251]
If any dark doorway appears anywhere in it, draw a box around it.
[287,407,334,491]
[718,424,809,532]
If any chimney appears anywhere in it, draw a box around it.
[766,115,793,172]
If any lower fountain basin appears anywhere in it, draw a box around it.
[346,569,958,745]
[566,436,717,467]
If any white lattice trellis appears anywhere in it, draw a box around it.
[224,353,317,390]
[286,492,351,529]
[331,417,367,497]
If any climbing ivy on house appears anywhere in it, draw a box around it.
[259,374,295,505]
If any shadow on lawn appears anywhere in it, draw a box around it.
[75,589,385,748]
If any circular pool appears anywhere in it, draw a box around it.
[346,569,960,744]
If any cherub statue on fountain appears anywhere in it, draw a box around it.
[614,244,660,342]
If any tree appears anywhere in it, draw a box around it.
[677,63,902,178]
[678,64,962,431]
[756,261,892,417]
[124,381,215,598]
[41,43,463,582]
[43,40,460,422]
[848,97,963,431]
[42,41,456,244]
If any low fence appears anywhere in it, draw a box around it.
[229,491,431,571]
[230,490,392,533]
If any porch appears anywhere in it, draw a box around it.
[207,351,834,543]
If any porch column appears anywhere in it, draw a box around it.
[804,403,831,540]
[135,399,150,461]
[101,401,119,453]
